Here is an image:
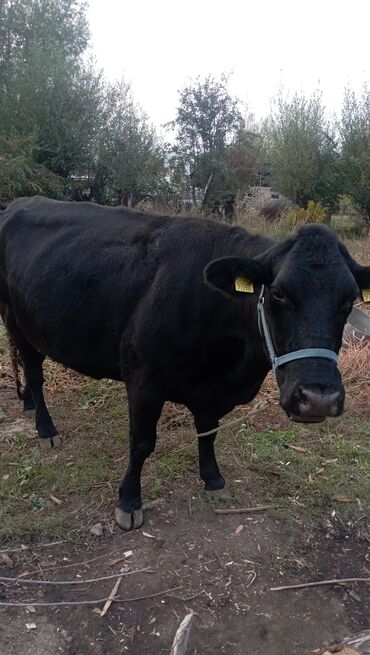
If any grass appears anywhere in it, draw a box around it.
[233,421,370,517]
[154,442,197,479]
[0,362,369,541]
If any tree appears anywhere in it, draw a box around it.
[91,80,166,207]
[0,135,64,204]
[169,74,252,212]
[0,0,103,199]
[265,91,340,212]
[339,86,370,221]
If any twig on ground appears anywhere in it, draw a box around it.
[0,540,67,554]
[115,585,182,603]
[270,577,370,592]
[214,505,273,515]
[0,567,153,586]
[99,576,123,617]
[0,597,118,608]
[24,553,109,576]
[0,585,182,608]
[245,571,257,588]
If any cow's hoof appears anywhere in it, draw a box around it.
[38,435,62,450]
[115,507,144,531]
[204,476,225,491]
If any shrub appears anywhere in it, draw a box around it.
[285,200,327,226]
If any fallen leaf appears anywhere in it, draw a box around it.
[49,494,62,506]
[1,553,14,568]
[90,523,103,537]
[170,612,193,655]
[142,531,156,540]
[285,444,308,453]
[234,524,244,535]
[334,494,350,503]
[348,589,361,602]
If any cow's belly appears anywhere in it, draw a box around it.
[11,299,123,381]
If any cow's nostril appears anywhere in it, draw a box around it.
[301,388,340,405]
[297,387,341,418]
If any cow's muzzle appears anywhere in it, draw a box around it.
[285,384,344,423]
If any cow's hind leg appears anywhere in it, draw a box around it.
[5,314,59,448]
[194,416,225,491]
[115,382,163,531]
[22,383,35,412]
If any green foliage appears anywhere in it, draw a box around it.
[91,80,167,207]
[0,0,102,199]
[0,135,64,203]
[169,74,262,213]
[339,86,370,221]
[0,2,369,220]
[265,91,340,212]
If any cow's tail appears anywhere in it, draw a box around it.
[8,334,24,401]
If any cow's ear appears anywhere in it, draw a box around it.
[339,243,370,302]
[204,256,272,297]
[339,244,370,302]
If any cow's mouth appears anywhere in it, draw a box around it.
[288,414,326,424]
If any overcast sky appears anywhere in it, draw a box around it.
[88,0,369,128]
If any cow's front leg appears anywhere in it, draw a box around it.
[116,384,163,531]
[194,416,225,491]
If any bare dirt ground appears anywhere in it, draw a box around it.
[0,350,369,654]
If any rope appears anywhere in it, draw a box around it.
[195,401,268,438]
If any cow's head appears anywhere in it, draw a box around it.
[204,225,370,423]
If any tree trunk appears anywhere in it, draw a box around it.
[201,172,214,210]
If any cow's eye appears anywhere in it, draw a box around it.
[272,290,286,303]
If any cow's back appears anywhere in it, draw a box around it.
[0,197,272,389]
[0,198,169,378]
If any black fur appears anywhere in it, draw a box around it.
[1,197,369,523]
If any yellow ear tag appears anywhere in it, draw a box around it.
[362,288,370,302]
[235,276,254,293]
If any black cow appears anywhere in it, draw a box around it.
[0,197,369,530]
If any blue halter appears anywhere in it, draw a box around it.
[257,285,339,375]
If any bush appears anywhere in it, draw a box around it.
[285,200,327,226]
